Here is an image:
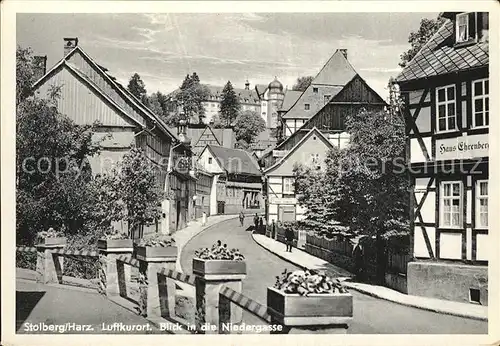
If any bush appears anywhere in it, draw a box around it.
[16,251,37,270]
[274,268,348,295]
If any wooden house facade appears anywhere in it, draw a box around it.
[396,12,489,305]
[261,51,386,226]
[32,37,195,236]
[198,145,263,215]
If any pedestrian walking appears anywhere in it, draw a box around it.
[271,219,276,239]
[202,211,207,226]
[253,213,259,231]
[285,227,294,252]
[259,217,264,234]
[239,211,245,227]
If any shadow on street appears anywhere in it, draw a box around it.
[16,290,45,331]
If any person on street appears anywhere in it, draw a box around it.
[271,220,276,239]
[239,211,245,227]
[285,227,294,252]
[259,217,264,234]
[202,211,207,226]
[253,213,259,231]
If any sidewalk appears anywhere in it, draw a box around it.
[252,233,488,322]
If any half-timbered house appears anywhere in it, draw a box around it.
[32,37,195,236]
[260,49,386,227]
[396,12,489,305]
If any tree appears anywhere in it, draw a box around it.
[175,73,209,124]
[233,110,266,145]
[127,73,147,101]
[16,96,105,243]
[292,76,314,92]
[16,46,37,105]
[219,81,240,127]
[117,147,164,236]
[399,17,446,68]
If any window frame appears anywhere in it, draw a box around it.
[456,13,470,43]
[435,84,458,133]
[472,78,489,129]
[313,87,318,93]
[304,103,310,110]
[475,179,488,229]
[282,177,295,196]
[439,180,464,229]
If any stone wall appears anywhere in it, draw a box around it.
[407,261,488,305]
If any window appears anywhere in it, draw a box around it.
[324,95,331,105]
[472,79,489,128]
[208,157,212,164]
[456,12,477,43]
[436,85,457,132]
[282,177,295,195]
[440,181,463,228]
[313,87,318,93]
[476,180,488,228]
[304,104,310,110]
[310,153,321,168]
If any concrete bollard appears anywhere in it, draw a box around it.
[136,246,177,318]
[97,239,133,297]
[36,237,67,284]
[193,258,246,334]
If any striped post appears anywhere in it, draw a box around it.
[136,246,177,319]
[97,239,134,297]
[193,259,247,334]
[36,237,67,284]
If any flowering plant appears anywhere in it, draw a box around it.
[274,268,348,296]
[135,233,176,247]
[36,228,63,241]
[102,228,129,240]
[195,240,244,261]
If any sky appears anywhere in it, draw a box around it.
[17,12,438,99]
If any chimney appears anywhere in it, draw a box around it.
[32,55,47,81]
[339,49,348,59]
[245,80,250,90]
[63,37,78,57]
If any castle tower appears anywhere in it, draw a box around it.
[266,77,285,129]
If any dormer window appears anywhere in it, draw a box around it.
[456,12,477,44]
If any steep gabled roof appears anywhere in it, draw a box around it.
[282,49,357,120]
[33,46,178,142]
[279,90,303,112]
[264,127,333,174]
[396,19,489,83]
[206,144,262,176]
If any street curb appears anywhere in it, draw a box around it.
[341,282,488,322]
[251,231,308,271]
[251,233,488,322]
[178,216,239,274]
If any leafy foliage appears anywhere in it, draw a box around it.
[117,147,165,235]
[292,76,314,92]
[127,73,147,101]
[274,268,347,295]
[399,17,446,68]
[195,240,245,261]
[233,110,266,145]
[219,81,240,127]
[16,46,37,105]
[175,73,210,124]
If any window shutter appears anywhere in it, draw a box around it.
[468,12,477,40]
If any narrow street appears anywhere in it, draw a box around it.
[180,217,487,334]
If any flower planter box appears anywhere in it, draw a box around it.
[37,237,67,247]
[266,286,353,326]
[97,239,133,252]
[192,258,246,280]
[135,245,178,261]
